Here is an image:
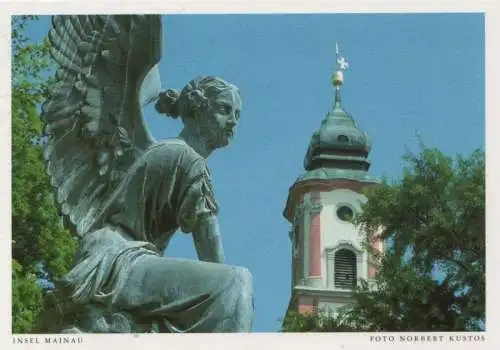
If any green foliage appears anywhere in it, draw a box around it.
[12,260,44,333]
[283,145,485,332]
[282,310,355,332]
[11,15,77,333]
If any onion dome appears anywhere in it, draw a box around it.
[303,63,371,172]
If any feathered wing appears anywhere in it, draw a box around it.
[42,15,163,236]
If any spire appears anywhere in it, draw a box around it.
[303,42,372,172]
[332,41,348,109]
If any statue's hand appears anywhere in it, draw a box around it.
[192,215,225,264]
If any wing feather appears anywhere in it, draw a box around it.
[42,15,162,236]
[49,45,83,70]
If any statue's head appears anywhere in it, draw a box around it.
[156,76,242,149]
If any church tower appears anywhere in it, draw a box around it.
[283,44,382,316]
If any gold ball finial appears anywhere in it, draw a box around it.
[332,70,344,86]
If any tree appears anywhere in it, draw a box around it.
[11,15,77,333]
[282,145,485,332]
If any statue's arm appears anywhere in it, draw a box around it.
[192,215,225,264]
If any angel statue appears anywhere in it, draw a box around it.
[40,15,253,333]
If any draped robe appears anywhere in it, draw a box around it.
[58,139,254,333]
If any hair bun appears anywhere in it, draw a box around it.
[155,89,181,118]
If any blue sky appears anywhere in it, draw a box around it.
[24,13,484,332]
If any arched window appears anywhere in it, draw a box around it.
[334,249,357,289]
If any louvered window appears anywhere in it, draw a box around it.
[334,249,357,289]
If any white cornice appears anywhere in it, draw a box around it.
[293,285,354,299]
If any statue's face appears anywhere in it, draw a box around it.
[201,88,242,149]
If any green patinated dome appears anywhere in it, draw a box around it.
[303,87,372,172]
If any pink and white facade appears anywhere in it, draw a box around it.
[284,180,382,315]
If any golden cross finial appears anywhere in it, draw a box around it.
[332,41,349,86]
[335,42,349,71]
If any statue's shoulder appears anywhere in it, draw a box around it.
[153,139,203,158]
[145,139,206,171]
